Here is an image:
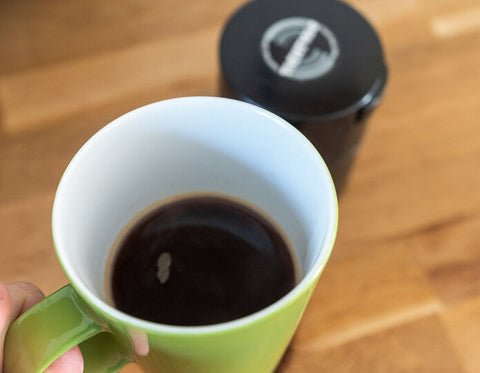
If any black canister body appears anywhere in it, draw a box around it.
[294,114,366,195]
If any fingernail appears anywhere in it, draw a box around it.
[128,328,150,356]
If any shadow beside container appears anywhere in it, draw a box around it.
[219,0,388,196]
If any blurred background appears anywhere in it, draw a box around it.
[1,0,480,372]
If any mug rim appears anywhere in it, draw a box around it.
[52,96,338,335]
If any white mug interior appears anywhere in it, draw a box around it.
[52,97,337,329]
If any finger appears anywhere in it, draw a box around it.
[5,281,45,321]
[45,345,84,373]
[0,282,13,373]
[1,282,83,373]
[0,281,45,373]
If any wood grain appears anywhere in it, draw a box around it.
[0,28,219,134]
[442,296,480,373]
[295,242,440,351]
[1,0,480,372]
[278,316,465,372]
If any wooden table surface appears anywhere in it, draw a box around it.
[1,0,480,371]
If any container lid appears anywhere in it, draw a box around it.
[220,0,388,122]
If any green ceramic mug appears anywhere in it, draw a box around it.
[4,97,338,373]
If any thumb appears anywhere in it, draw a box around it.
[0,282,13,373]
[0,282,83,373]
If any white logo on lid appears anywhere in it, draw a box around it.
[261,17,339,81]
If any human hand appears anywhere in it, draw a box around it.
[0,282,84,373]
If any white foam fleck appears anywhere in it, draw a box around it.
[156,252,172,284]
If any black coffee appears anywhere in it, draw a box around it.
[109,196,296,326]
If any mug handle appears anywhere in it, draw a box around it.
[3,284,133,373]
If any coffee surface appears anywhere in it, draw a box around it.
[110,196,296,326]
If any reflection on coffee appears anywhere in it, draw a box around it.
[107,196,297,326]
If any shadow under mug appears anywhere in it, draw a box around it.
[4,97,338,373]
